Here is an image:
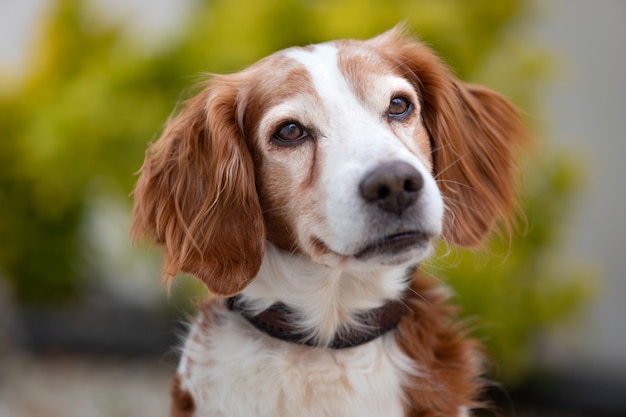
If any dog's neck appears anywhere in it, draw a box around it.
[240,244,413,346]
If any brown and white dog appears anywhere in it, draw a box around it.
[132,26,527,417]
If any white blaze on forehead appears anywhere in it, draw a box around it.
[258,44,353,144]
[284,44,399,119]
[284,44,348,109]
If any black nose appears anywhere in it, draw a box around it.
[359,161,424,217]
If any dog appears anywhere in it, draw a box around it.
[132,26,528,417]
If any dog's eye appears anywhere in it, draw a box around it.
[272,122,308,145]
[388,97,412,118]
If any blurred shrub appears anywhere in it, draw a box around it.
[0,0,590,383]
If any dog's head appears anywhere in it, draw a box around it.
[132,26,528,296]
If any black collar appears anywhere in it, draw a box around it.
[226,295,407,349]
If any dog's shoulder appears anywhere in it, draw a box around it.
[397,273,484,415]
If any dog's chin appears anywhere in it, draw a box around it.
[309,231,437,269]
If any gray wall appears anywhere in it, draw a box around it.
[535,0,626,376]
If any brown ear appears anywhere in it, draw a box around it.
[429,82,529,246]
[131,77,265,296]
[375,27,529,246]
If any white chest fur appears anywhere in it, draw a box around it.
[176,304,414,417]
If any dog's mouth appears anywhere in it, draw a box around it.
[354,230,431,260]
[310,230,434,263]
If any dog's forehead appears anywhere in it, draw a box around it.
[243,41,408,117]
[282,43,341,83]
[280,41,402,101]
[247,40,399,94]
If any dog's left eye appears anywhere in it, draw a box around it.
[388,96,412,118]
[272,122,309,145]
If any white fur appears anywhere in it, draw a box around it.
[174,43,466,416]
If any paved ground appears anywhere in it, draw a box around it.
[0,354,173,417]
[0,353,606,417]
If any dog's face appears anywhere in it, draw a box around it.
[242,42,443,270]
[132,27,527,296]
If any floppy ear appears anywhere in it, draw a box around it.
[428,82,529,246]
[374,27,529,246]
[131,77,265,296]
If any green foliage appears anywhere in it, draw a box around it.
[1,0,175,303]
[0,0,590,382]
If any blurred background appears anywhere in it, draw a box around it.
[0,0,624,416]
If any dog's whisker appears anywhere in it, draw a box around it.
[433,151,471,179]
[405,286,432,306]
[435,178,475,191]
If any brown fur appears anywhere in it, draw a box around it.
[131,57,321,294]
[131,78,265,296]
[237,61,321,253]
[398,273,484,416]
[171,375,195,417]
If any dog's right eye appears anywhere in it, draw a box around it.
[272,122,309,146]
[388,96,412,119]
